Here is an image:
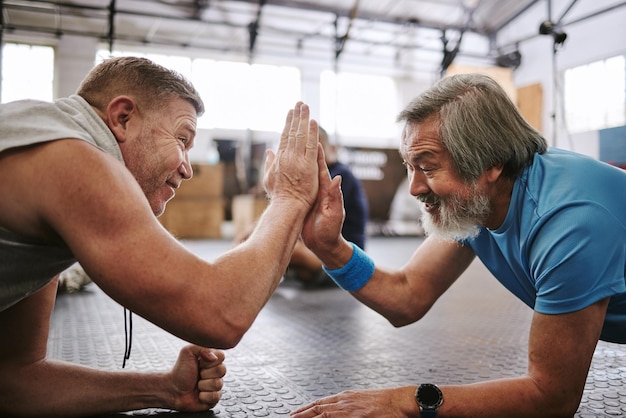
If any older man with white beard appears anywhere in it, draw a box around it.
[291,73,626,418]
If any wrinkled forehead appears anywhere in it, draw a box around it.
[400,117,440,147]
[399,117,441,154]
[399,123,413,155]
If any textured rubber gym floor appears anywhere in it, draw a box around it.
[48,237,626,417]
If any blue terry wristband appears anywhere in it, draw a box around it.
[323,242,375,292]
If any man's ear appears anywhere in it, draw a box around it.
[485,164,505,183]
[106,96,137,143]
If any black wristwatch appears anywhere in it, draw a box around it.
[415,383,443,418]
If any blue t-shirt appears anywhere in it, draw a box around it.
[466,148,626,343]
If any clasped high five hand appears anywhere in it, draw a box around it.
[263,102,325,211]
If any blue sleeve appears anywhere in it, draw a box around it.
[530,202,626,314]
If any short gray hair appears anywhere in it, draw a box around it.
[397,73,547,181]
[77,56,204,116]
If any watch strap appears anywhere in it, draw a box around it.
[421,409,437,418]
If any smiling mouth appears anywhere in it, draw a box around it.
[417,196,439,212]
[422,202,439,213]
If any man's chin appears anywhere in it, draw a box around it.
[151,201,167,218]
[421,213,481,242]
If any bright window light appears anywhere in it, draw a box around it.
[196,60,251,130]
[1,43,54,103]
[564,55,625,133]
[193,60,301,130]
[248,64,301,131]
[147,53,192,79]
[97,49,300,131]
[320,71,398,139]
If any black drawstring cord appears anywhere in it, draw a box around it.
[122,308,133,368]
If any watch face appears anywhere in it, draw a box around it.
[418,383,443,409]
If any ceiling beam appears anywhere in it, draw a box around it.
[496,0,626,51]
[107,0,115,53]
[221,0,474,33]
[248,0,266,60]
[1,0,458,51]
[491,0,541,34]
[334,0,359,61]
[1,0,514,70]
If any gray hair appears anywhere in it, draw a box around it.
[397,73,547,181]
[77,56,204,116]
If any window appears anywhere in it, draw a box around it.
[564,55,625,133]
[1,43,54,103]
[193,60,300,131]
[320,71,398,141]
[96,49,300,132]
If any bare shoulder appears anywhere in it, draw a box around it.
[0,139,145,238]
[0,138,184,277]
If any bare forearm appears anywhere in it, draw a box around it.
[437,377,578,417]
[0,359,173,417]
[178,199,309,346]
[217,198,308,303]
[293,376,580,417]
[106,199,311,350]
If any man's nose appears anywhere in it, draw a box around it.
[409,170,429,196]
[180,154,193,180]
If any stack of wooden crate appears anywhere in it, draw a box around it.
[159,163,225,239]
[231,194,270,239]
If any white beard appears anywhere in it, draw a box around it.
[419,188,491,242]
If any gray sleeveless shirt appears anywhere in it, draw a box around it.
[0,95,124,311]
